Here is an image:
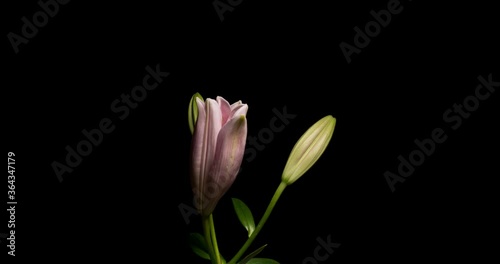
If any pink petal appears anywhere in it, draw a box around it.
[230,100,243,110]
[217,96,231,125]
[190,98,222,212]
[202,115,247,215]
[190,98,206,201]
[230,103,248,118]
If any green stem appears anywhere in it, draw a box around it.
[209,214,222,264]
[228,181,288,264]
[203,215,217,264]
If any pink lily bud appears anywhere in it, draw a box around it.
[190,96,248,216]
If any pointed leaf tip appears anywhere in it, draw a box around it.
[232,198,255,237]
[188,232,211,260]
[238,244,269,264]
[245,258,280,264]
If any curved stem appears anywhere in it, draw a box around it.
[203,215,217,264]
[228,181,288,264]
[209,214,222,264]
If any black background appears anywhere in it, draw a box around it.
[3,0,499,262]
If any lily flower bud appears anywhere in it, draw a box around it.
[282,115,336,185]
[190,96,248,216]
[188,92,204,134]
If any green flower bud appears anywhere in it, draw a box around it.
[282,115,336,185]
[188,92,204,134]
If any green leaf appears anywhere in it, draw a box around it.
[232,198,256,237]
[238,244,268,264]
[246,258,280,264]
[189,232,210,260]
[188,92,203,134]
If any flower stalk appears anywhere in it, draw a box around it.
[187,94,338,263]
[228,181,287,264]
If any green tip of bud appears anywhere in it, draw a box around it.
[238,114,246,123]
[282,115,336,185]
[188,92,204,134]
